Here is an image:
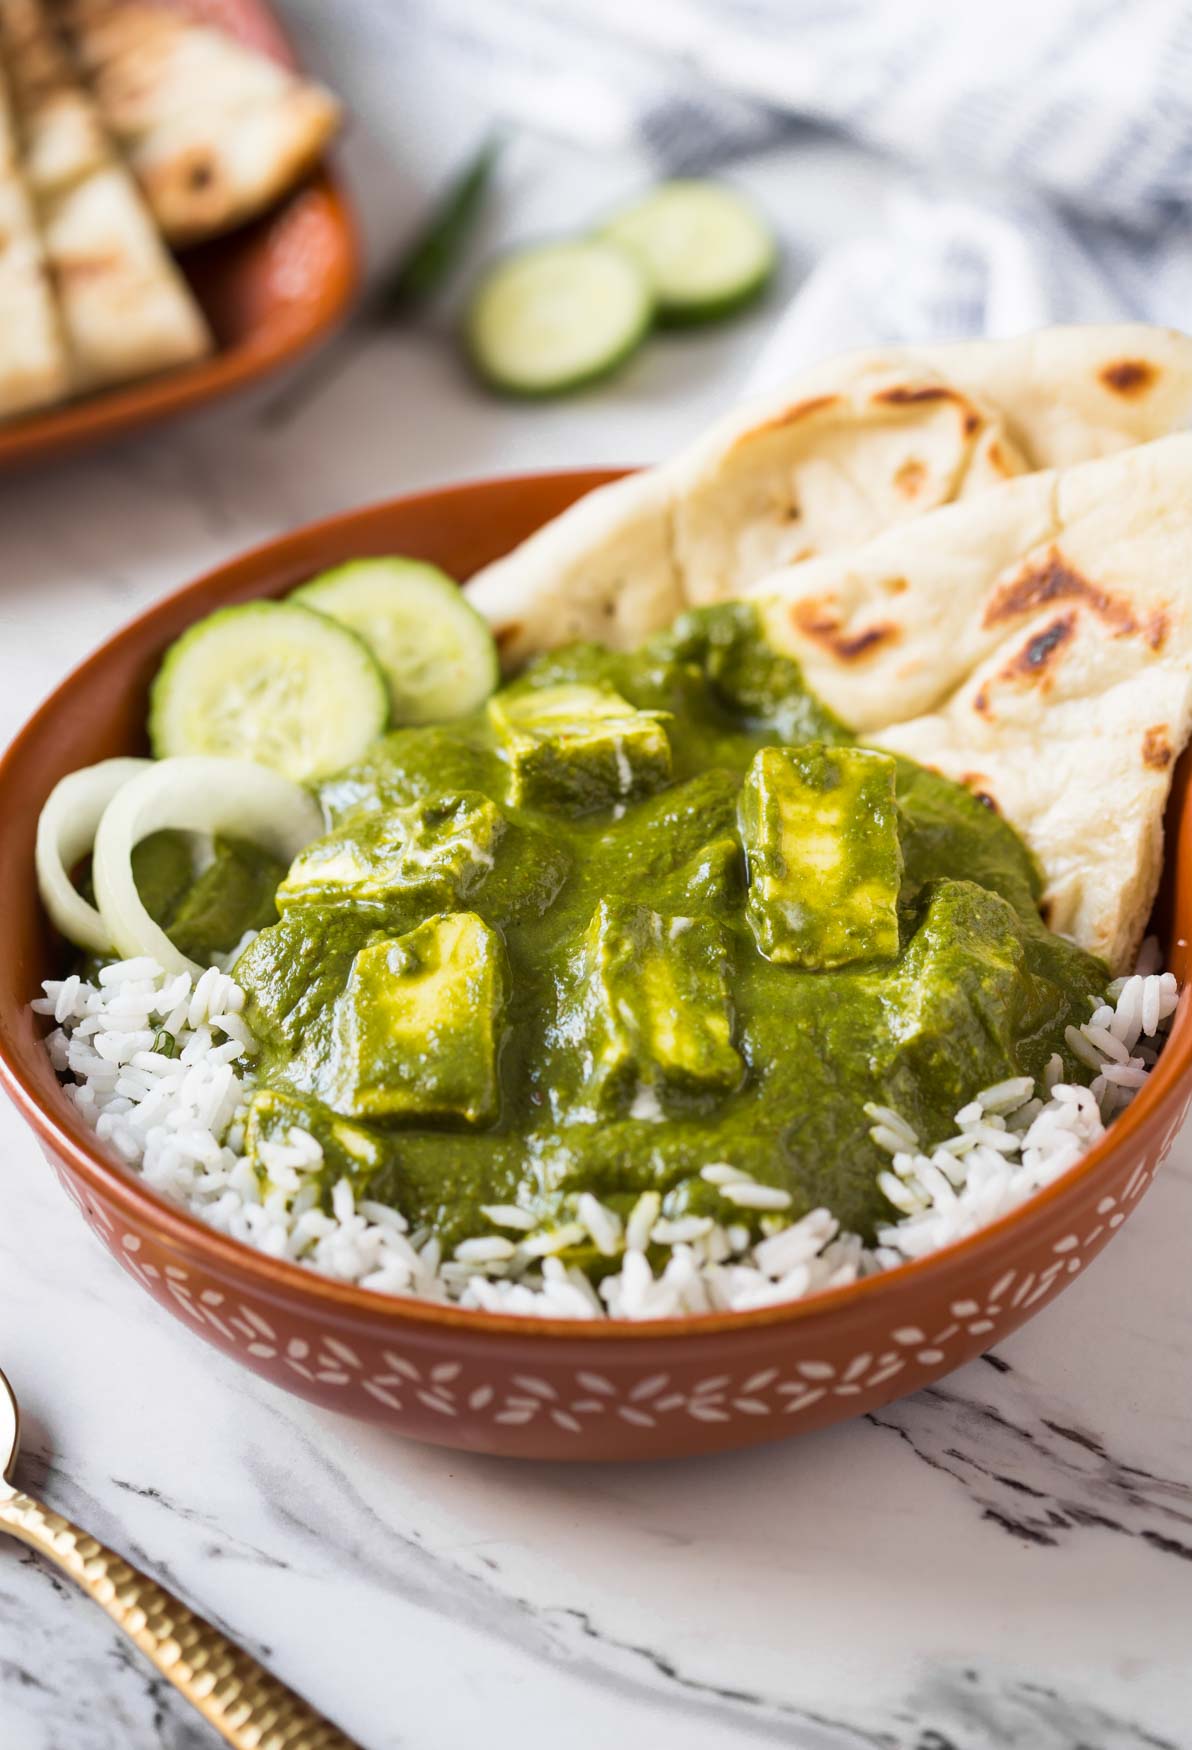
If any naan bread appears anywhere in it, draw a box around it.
[669,353,1026,609]
[0,0,107,192]
[920,326,1192,467]
[471,464,685,665]
[0,175,70,412]
[42,162,212,388]
[0,61,69,416]
[467,326,1192,666]
[55,0,341,246]
[0,65,68,416]
[0,0,211,389]
[750,434,1192,973]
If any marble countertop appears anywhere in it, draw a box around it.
[2,6,1191,1746]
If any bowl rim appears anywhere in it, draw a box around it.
[2,469,1189,1345]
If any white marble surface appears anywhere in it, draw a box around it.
[3,7,1192,1747]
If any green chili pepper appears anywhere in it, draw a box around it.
[373,133,504,316]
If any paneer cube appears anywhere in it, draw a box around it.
[874,879,1048,1125]
[277,792,505,917]
[740,744,902,968]
[244,1087,383,1194]
[331,912,507,1126]
[487,682,671,812]
[555,900,742,1116]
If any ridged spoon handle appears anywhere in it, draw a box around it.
[0,1487,358,1748]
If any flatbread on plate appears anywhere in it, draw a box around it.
[55,0,341,245]
[0,0,211,389]
[749,434,1192,973]
[42,162,212,388]
[467,326,1192,666]
[0,61,69,415]
[0,0,107,193]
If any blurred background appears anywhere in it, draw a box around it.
[284,0,1192,436]
[7,0,1192,663]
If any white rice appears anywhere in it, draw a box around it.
[33,950,1180,1321]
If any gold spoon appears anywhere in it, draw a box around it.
[0,1367,358,1749]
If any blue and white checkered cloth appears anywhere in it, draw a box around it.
[388,0,1192,384]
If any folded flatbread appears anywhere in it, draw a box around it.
[467,326,1192,667]
[0,0,211,390]
[55,0,341,246]
[0,58,69,415]
[749,434,1192,973]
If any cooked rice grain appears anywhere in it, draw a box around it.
[32,953,1180,1321]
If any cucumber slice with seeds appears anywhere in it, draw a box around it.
[149,601,389,783]
[466,238,652,396]
[600,181,777,325]
[293,558,499,725]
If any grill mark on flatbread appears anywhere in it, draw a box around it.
[728,392,838,448]
[788,597,899,663]
[1100,359,1157,398]
[1003,612,1077,684]
[873,382,982,436]
[1142,727,1173,770]
[983,548,1151,642]
[893,457,926,498]
[971,613,1076,720]
[1146,611,1171,653]
[986,440,1014,476]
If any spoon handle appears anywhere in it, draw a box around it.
[0,1486,358,1748]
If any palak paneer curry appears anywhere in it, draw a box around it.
[129,603,1108,1252]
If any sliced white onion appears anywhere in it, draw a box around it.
[36,758,153,954]
[93,756,324,977]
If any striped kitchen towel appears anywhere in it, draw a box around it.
[384,0,1192,377]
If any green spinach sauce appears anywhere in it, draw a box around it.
[139,604,1109,1251]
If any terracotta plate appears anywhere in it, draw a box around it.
[1,470,1190,1462]
[0,0,359,473]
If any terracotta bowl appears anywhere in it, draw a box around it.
[0,0,359,474]
[2,470,1190,1462]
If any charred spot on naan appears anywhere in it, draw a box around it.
[972,613,1078,717]
[788,597,900,663]
[1099,359,1157,399]
[893,457,927,499]
[871,382,983,438]
[1142,727,1174,770]
[57,251,122,282]
[1004,613,1077,680]
[731,393,839,447]
[985,439,1016,478]
[984,548,1168,648]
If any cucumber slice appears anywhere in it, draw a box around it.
[149,601,389,783]
[466,238,652,395]
[600,181,777,324]
[293,558,499,726]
